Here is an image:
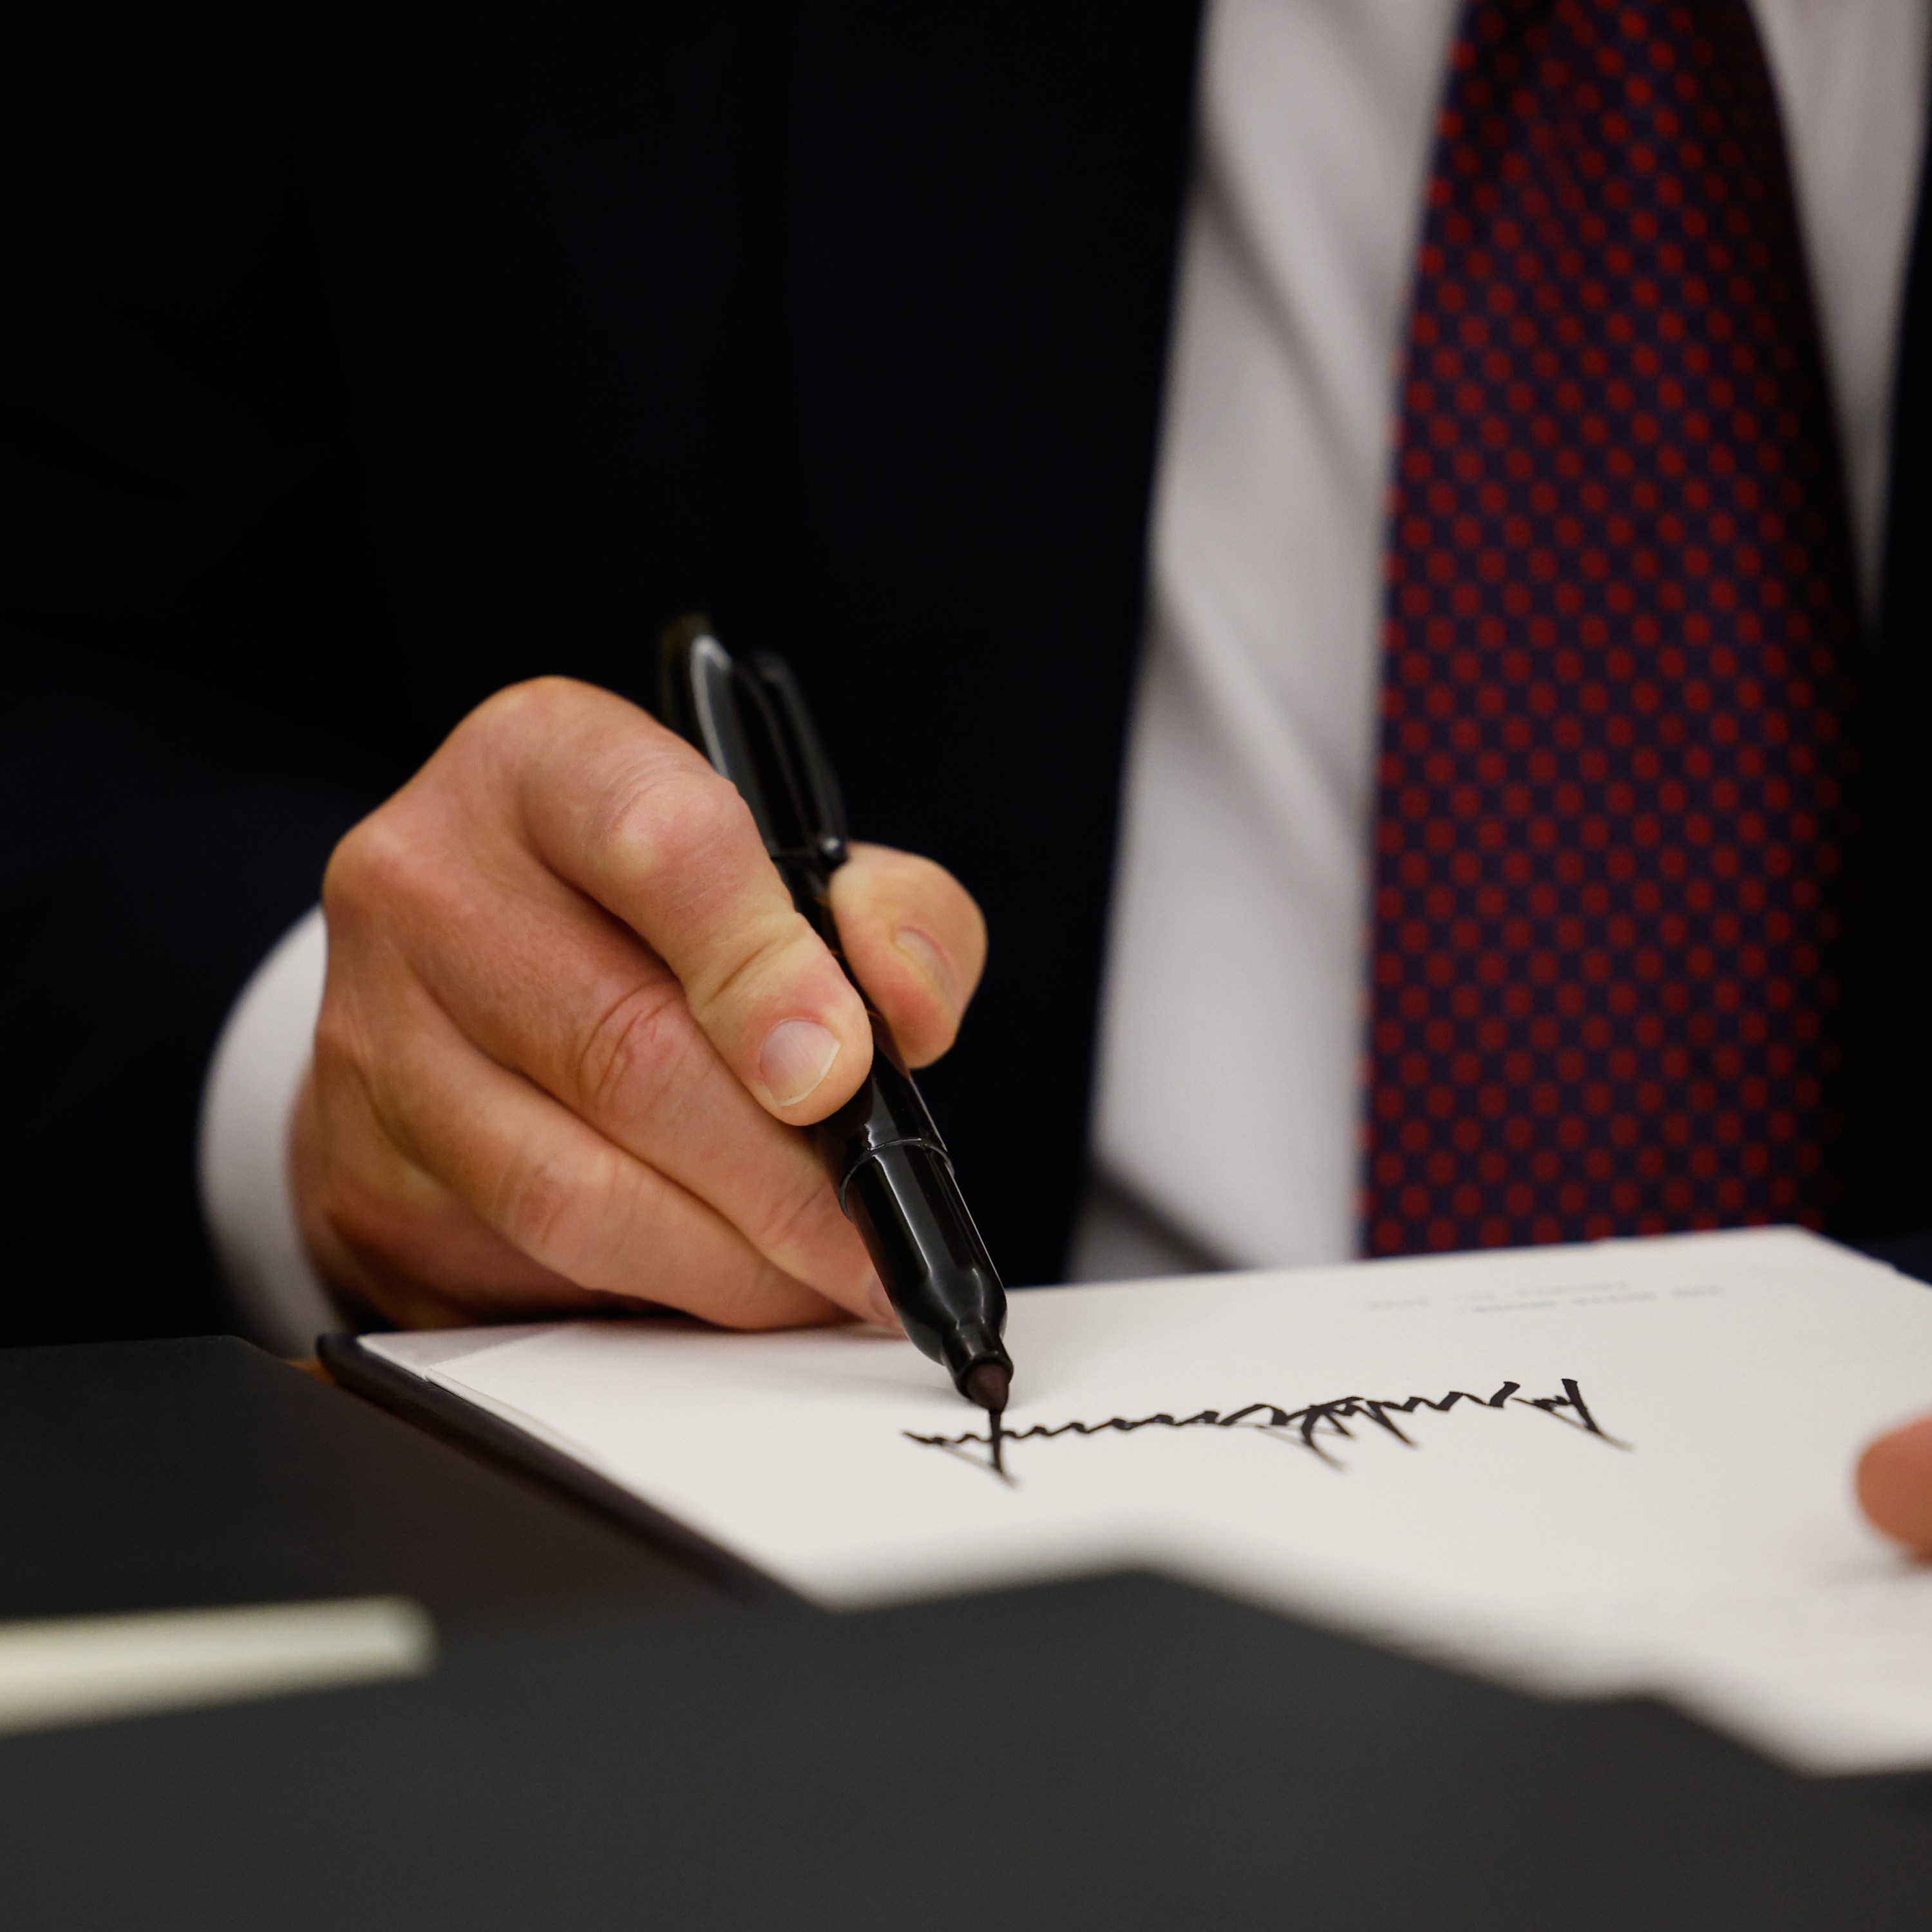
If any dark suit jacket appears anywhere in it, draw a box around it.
[4,1,1929,1345]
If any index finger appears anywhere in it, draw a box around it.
[487,679,873,1124]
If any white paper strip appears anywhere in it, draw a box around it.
[0,1597,435,1736]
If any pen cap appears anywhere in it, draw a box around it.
[658,616,840,868]
[747,654,849,869]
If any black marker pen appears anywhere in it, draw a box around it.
[658,616,1014,1420]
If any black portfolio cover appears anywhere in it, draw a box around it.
[0,1335,726,1638]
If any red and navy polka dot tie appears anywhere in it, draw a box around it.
[1363,0,1862,1257]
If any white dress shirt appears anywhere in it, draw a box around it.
[204,0,1932,1347]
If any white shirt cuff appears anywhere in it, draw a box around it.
[197,906,339,1355]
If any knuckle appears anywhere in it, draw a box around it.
[746,1166,844,1272]
[591,764,752,903]
[460,674,591,743]
[693,920,808,1022]
[491,1141,625,1283]
[308,1004,368,1086]
[571,976,696,1121]
[307,1012,422,1178]
[310,1155,402,1258]
[322,811,428,924]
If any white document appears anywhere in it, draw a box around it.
[365,1227,1932,1774]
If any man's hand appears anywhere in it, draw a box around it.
[1857,1417,1932,1557]
[291,677,985,1331]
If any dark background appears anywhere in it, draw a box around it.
[8,1,1932,1349]
[0,0,1203,1344]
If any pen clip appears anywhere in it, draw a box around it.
[656,614,844,872]
[747,652,849,871]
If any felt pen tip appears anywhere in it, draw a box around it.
[963,1361,1010,1416]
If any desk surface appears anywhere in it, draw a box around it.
[4,1337,1932,1930]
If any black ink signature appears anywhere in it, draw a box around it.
[905,1378,1625,1477]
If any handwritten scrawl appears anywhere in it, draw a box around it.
[905,1378,1625,1478]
